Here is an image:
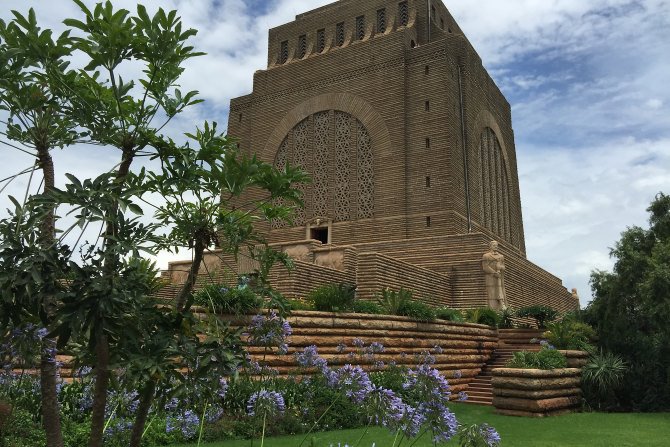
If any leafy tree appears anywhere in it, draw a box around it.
[585,192,670,410]
[0,9,80,446]
[1,2,307,447]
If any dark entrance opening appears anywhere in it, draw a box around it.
[311,227,329,244]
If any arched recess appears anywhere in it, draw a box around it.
[263,92,392,161]
[265,93,391,228]
[470,110,521,248]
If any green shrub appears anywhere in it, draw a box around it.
[582,350,628,410]
[435,307,464,322]
[376,287,413,315]
[397,300,436,321]
[193,284,262,314]
[506,347,567,369]
[466,308,500,327]
[351,300,383,314]
[516,305,558,329]
[498,308,516,329]
[308,283,356,312]
[287,299,314,311]
[543,319,596,350]
[1,408,45,447]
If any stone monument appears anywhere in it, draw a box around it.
[159,0,579,315]
[482,240,508,310]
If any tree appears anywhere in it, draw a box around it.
[585,192,670,410]
[0,9,78,446]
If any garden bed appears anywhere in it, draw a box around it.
[492,368,582,417]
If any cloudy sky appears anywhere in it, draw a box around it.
[1,0,669,307]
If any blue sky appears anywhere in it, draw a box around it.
[1,0,669,307]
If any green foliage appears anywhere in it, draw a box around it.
[397,300,436,321]
[506,348,567,370]
[376,287,413,315]
[466,308,501,327]
[351,300,384,315]
[584,192,670,410]
[543,319,596,351]
[286,299,314,311]
[515,305,558,329]
[497,308,515,329]
[435,307,464,322]
[193,284,262,315]
[0,408,46,447]
[582,350,628,411]
[308,283,356,312]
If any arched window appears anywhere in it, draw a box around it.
[478,128,515,245]
[272,111,375,228]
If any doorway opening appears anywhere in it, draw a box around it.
[311,227,329,245]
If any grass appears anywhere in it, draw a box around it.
[171,403,670,447]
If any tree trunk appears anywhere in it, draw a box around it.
[36,145,64,447]
[87,334,110,447]
[128,380,156,447]
[87,148,136,447]
[175,236,205,312]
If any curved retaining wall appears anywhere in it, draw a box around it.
[492,368,582,417]
[226,310,498,393]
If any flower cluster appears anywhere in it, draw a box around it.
[166,409,200,439]
[295,345,327,369]
[325,364,373,403]
[247,310,292,353]
[247,389,286,417]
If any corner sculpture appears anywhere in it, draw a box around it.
[482,241,508,310]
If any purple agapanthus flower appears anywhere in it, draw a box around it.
[481,423,502,446]
[247,389,286,417]
[247,310,292,351]
[327,364,373,403]
[295,345,328,369]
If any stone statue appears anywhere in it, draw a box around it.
[482,240,508,310]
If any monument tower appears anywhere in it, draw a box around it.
[221,0,577,312]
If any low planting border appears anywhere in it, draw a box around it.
[218,310,497,393]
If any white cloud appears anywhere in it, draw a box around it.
[2,1,669,309]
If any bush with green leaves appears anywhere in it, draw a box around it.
[505,347,567,369]
[193,283,262,315]
[582,350,628,411]
[543,319,596,351]
[584,193,670,410]
[466,308,500,327]
[286,299,314,311]
[497,308,516,329]
[435,307,464,322]
[351,300,384,315]
[515,305,558,329]
[397,300,436,321]
[376,287,413,315]
[308,283,356,312]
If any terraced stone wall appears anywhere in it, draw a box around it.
[231,310,497,393]
[492,368,582,417]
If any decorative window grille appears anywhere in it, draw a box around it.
[292,119,310,225]
[316,28,325,53]
[279,40,289,64]
[356,16,365,40]
[336,22,345,46]
[313,112,331,217]
[334,112,352,221]
[273,112,375,226]
[297,35,307,59]
[272,138,289,229]
[398,1,409,27]
[377,9,386,34]
[357,122,374,219]
[478,127,514,245]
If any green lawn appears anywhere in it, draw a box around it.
[172,403,670,447]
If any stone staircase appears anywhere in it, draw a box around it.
[463,329,544,406]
